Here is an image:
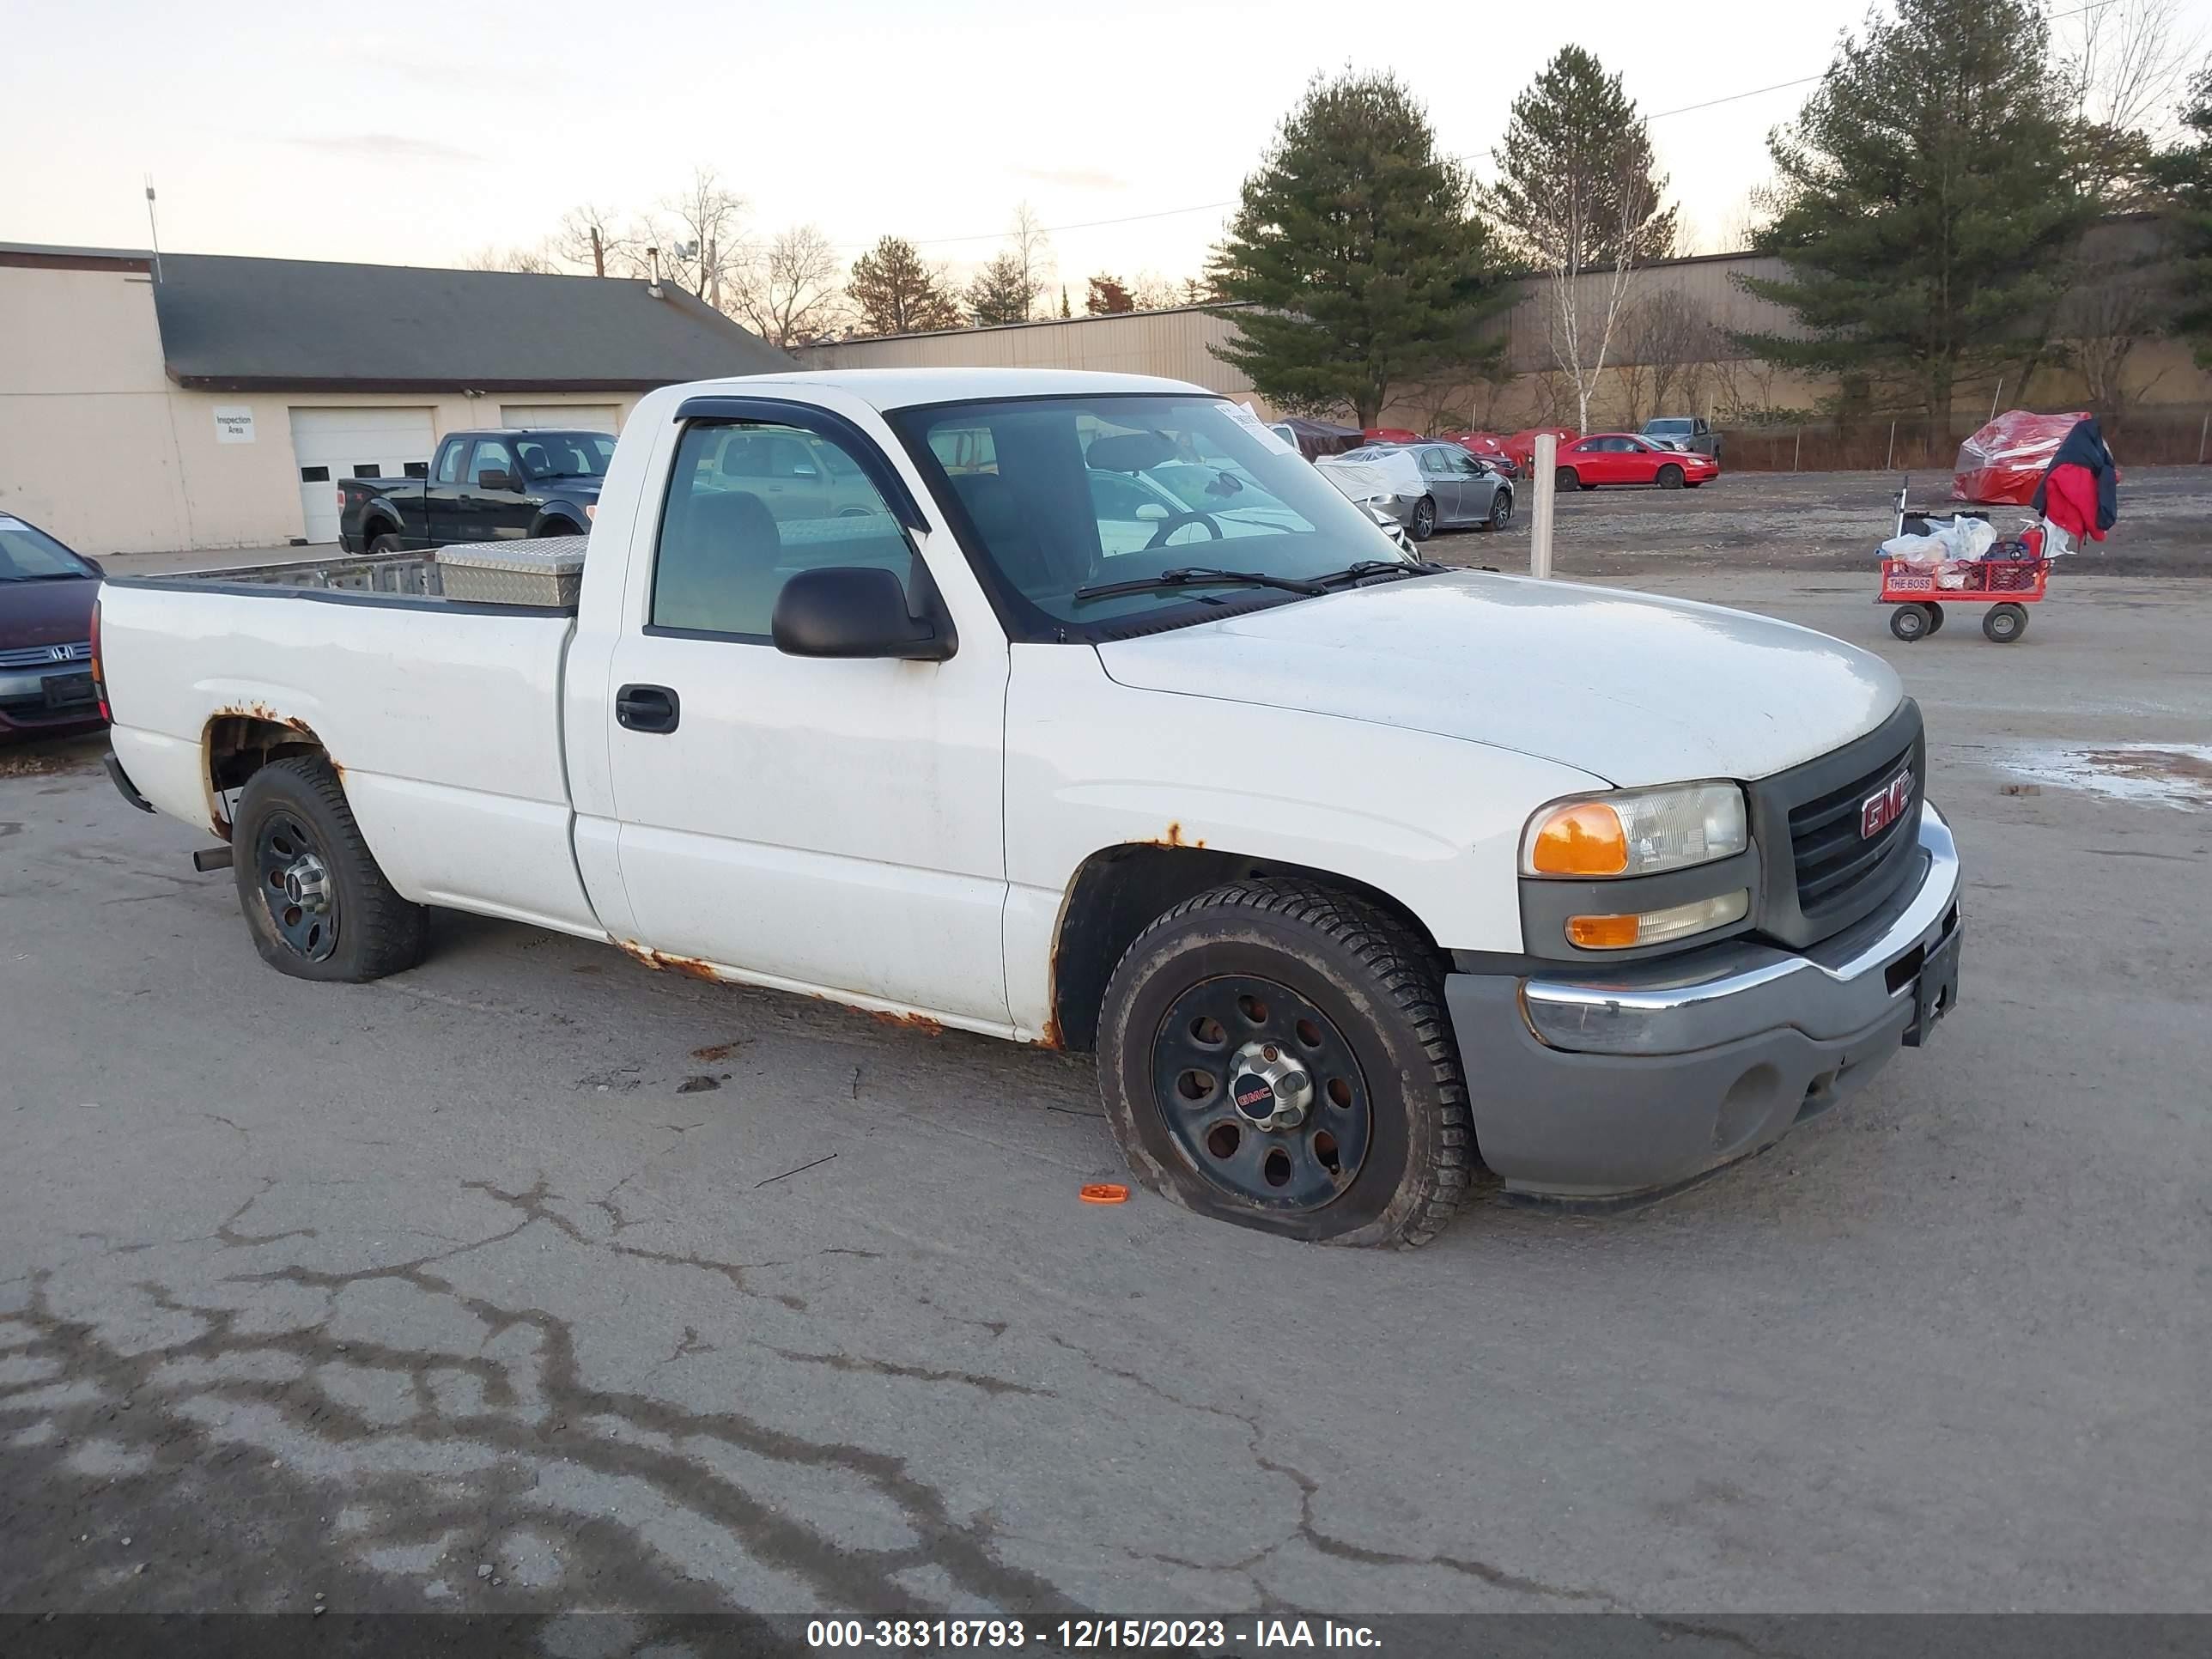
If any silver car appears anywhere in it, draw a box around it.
[1378,442,1516,540]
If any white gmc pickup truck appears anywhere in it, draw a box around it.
[96,369,1962,1245]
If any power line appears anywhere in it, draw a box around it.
[848,0,2124,255]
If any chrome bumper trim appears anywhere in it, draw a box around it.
[1521,803,1960,1056]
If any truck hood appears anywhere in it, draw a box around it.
[1094,570,1904,787]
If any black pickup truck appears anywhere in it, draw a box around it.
[336,428,613,552]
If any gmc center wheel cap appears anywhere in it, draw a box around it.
[1227,1040,1312,1132]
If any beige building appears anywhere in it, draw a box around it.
[801,241,2210,440]
[0,243,785,556]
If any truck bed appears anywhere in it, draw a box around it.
[108,542,581,614]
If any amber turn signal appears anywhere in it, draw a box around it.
[1527,802,1630,877]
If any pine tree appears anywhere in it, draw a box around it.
[1492,46,1677,433]
[847,236,962,337]
[2152,69,2212,362]
[1734,0,2097,434]
[1208,70,1509,426]
[1086,275,1135,314]
[965,252,1038,327]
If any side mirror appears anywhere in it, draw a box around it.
[476,469,514,491]
[79,556,106,578]
[1133,502,1170,522]
[772,567,954,662]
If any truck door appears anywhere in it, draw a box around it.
[416,438,468,544]
[592,406,1011,1026]
[460,437,535,540]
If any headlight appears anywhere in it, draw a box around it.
[1521,783,1747,878]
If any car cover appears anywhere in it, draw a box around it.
[1314,447,1426,505]
[1953,410,2092,504]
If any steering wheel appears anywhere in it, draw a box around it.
[1144,509,1225,550]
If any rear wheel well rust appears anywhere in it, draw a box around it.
[1045,844,1443,1054]
[206,712,331,839]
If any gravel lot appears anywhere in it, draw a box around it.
[1427,464,2212,580]
[3,552,2208,1628]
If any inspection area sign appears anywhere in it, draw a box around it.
[212,405,256,444]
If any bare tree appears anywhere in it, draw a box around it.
[1127,270,1183,311]
[1006,202,1054,322]
[729,225,848,349]
[552,204,648,276]
[463,244,557,274]
[660,167,748,302]
[2065,0,2200,143]
[1630,291,1723,417]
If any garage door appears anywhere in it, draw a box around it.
[289,407,435,543]
[500,404,621,433]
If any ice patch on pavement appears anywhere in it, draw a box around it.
[2002,744,2212,810]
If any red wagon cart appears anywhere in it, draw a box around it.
[1878,479,2050,645]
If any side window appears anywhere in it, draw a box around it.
[434,440,464,484]
[468,439,515,485]
[651,422,911,640]
[1452,452,1483,476]
[1418,447,1450,476]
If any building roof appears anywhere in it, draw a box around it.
[127,251,788,391]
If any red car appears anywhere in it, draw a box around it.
[1554,433,1720,490]
[1504,427,1577,475]
[0,513,106,741]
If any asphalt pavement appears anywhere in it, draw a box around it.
[2,567,2206,1626]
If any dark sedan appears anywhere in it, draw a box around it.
[0,514,105,740]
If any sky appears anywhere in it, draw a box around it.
[6,0,2208,297]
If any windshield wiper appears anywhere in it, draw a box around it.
[1313,558,1447,586]
[1071,566,1330,605]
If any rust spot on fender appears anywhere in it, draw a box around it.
[614,939,721,982]
[868,1008,945,1036]
[1036,1013,1066,1050]
[1149,822,1206,849]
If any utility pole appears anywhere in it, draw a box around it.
[1530,434,1558,580]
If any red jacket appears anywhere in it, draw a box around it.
[2041,463,2104,542]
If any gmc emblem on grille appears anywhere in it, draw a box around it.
[1862,768,1913,839]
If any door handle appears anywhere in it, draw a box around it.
[615,684,681,734]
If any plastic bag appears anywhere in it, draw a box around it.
[1880,532,1951,567]
[1882,516,1998,567]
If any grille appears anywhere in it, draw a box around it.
[0,640,90,670]
[1787,740,1920,920]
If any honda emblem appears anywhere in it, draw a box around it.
[1861,768,1913,839]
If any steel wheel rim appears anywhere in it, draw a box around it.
[1150,975,1372,1211]
[254,810,339,962]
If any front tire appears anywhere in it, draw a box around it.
[1983,602,2028,643]
[1097,879,1473,1247]
[1888,603,1932,642]
[1486,489,1513,532]
[1656,463,1685,489]
[1408,496,1436,541]
[232,757,427,982]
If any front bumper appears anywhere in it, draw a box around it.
[1445,803,1962,1204]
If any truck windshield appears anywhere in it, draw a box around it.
[514,432,617,479]
[891,395,1413,635]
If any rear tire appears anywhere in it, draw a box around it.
[1924,601,1946,634]
[1657,464,1685,489]
[1554,467,1580,492]
[369,532,404,555]
[1888,604,1932,642]
[1096,878,1472,1248]
[1983,603,2028,643]
[232,757,427,982]
[1408,496,1436,541]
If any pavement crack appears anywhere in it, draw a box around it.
[762,1346,1054,1400]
